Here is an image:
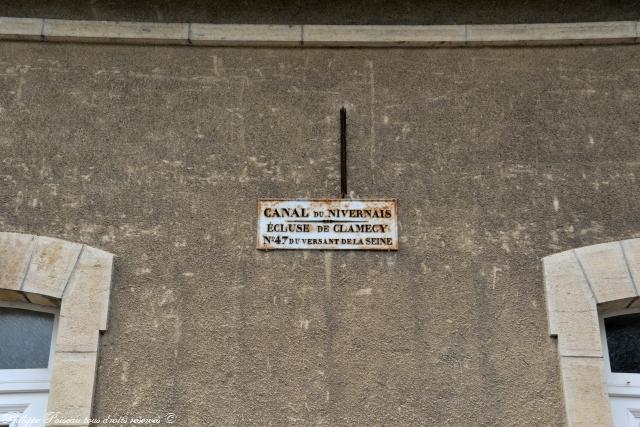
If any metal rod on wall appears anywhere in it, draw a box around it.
[340,107,347,198]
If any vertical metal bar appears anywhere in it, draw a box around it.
[340,107,347,198]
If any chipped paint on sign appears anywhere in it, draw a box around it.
[257,199,398,250]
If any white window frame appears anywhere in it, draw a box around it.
[0,393,49,427]
[600,308,640,397]
[0,403,28,427]
[0,301,58,394]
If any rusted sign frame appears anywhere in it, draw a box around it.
[256,198,398,251]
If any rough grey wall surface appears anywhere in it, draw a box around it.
[0,1,638,24]
[1,41,639,425]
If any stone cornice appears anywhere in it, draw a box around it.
[0,17,638,47]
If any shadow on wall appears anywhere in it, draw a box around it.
[1,0,640,25]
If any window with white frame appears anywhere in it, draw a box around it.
[0,233,114,424]
[600,308,640,426]
[0,302,58,427]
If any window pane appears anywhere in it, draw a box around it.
[0,307,54,369]
[605,313,640,374]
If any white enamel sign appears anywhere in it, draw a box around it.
[256,199,398,250]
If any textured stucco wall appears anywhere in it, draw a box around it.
[0,0,639,24]
[1,41,640,425]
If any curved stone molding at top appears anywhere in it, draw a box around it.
[0,231,114,426]
[543,239,640,427]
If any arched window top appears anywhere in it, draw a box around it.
[0,232,114,424]
[543,239,640,426]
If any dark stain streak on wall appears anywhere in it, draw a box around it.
[0,0,639,24]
